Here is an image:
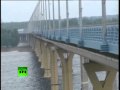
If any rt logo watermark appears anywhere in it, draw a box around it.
[18,67,28,77]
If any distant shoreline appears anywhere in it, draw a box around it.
[1,46,33,52]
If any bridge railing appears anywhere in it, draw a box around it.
[40,25,118,54]
[26,0,118,55]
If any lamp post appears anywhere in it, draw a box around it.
[43,0,45,37]
[66,0,69,43]
[101,0,109,52]
[102,0,107,45]
[52,0,55,39]
[45,0,48,38]
[78,0,83,47]
[48,0,51,39]
[39,1,41,35]
[58,0,61,40]
[41,0,43,36]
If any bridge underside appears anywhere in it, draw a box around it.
[27,34,118,90]
[32,34,118,70]
[24,0,118,89]
[19,34,29,43]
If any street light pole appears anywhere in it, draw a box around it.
[45,0,48,38]
[52,0,55,39]
[39,1,41,35]
[66,0,69,43]
[43,0,45,37]
[101,0,109,52]
[41,0,43,35]
[48,0,51,38]
[58,0,61,40]
[78,0,83,47]
[102,0,107,44]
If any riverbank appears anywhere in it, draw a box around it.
[1,46,33,52]
[1,43,33,52]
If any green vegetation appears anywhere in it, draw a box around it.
[1,22,28,31]
[39,15,118,30]
[1,15,118,30]
[1,29,19,47]
[1,15,118,48]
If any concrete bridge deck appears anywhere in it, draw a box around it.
[20,0,119,90]
[34,34,118,70]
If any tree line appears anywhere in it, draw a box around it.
[1,15,118,30]
[1,15,118,47]
[1,29,19,47]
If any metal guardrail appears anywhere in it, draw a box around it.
[27,0,119,55]
[38,25,118,55]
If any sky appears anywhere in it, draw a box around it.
[1,0,118,22]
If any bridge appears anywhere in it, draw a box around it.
[21,0,119,90]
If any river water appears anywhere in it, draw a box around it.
[1,51,50,90]
[1,49,118,90]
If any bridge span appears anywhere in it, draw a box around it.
[21,0,119,90]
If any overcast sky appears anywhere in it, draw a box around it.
[1,0,118,22]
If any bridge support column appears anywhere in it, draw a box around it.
[30,35,33,48]
[34,39,38,56]
[57,49,74,90]
[35,39,39,57]
[37,40,44,67]
[46,47,51,78]
[49,47,59,90]
[38,41,42,63]
[26,34,28,42]
[44,45,51,78]
[40,42,46,69]
[30,35,32,48]
[19,35,21,42]
[33,37,36,50]
[22,35,24,42]
[29,34,31,47]
[23,35,24,42]
[36,40,43,65]
[28,34,30,46]
[25,34,27,42]
[36,40,40,57]
[80,56,89,90]
[31,36,35,50]
[21,35,23,42]
[113,73,118,90]
[21,35,22,42]
[23,34,25,42]
[84,62,117,90]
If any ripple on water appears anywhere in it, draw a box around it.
[1,51,51,90]
[2,51,118,90]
